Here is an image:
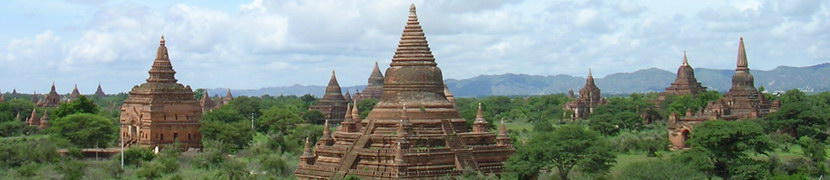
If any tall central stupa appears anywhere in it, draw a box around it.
[294,4,514,179]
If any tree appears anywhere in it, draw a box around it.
[200,120,254,151]
[619,159,707,180]
[302,110,325,124]
[229,96,262,118]
[356,98,379,119]
[797,136,826,175]
[688,120,773,179]
[47,113,117,148]
[257,107,303,134]
[520,125,615,180]
[53,96,99,119]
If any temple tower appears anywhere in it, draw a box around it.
[119,36,203,149]
[668,38,780,149]
[69,84,81,101]
[200,91,216,113]
[443,84,457,109]
[295,5,514,179]
[356,62,385,101]
[95,83,106,97]
[563,69,607,120]
[309,71,349,123]
[659,52,708,99]
[40,82,61,107]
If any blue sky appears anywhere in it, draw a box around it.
[1,0,828,93]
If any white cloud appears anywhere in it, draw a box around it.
[0,0,829,93]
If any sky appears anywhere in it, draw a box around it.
[1,0,828,93]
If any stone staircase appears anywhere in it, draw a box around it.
[441,120,479,170]
[332,120,376,180]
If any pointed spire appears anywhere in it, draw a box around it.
[320,120,333,145]
[27,109,38,125]
[682,51,689,66]
[224,89,233,102]
[301,137,313,157]
[368,62,384,86]
[585,68,596,87]
[49,81,57,94]
[351,100,361,122]
[38,111,49,129]
[344,102,353,120]
[496,119,511,146]
[391,3,437,66]
[147,35,178,83]
[94,82,106,97]
[475,103,485,123]
[736,37,749,71]
[344,89,352,104]
[70,84,81,99]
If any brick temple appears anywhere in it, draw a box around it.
[564,69,607,120]
[94,83,106,97]
[354,62,385,102]
[668,38,780,149]
[294,4,514,179]
[309,71,349,123]
[119,36,203,149]
[37,82,61,107]
[658,52,708,101]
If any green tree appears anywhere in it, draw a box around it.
[797,136,826,175]
[53,96,99,119]
[356,98,379,119]
[688,120,773,179]
[302,110,325,124]
[619,159,707,180]
[201,120,254,151]
[519,125,615,180]
[56,159,87,180]
[229,96,262,118]
[47,113,117,148]
[257,107,303,134]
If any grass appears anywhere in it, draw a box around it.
[504,121,534,131]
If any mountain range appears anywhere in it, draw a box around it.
[207,63,830,97]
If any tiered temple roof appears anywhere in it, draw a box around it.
[356,62,385,101]
[95,83,106,97]
[200,91,217,113]
[659,52,707,99]
[309,71,349,123]
[443,84,457,109]
[564,69,607,120]
[40,82,61,107]
[119,36,203,149]
[69,84,82,101]
[294,5,514,179]
[668,38,780,149]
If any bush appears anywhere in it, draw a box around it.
[56,159,87,180]
[619,159,706,180]
[118,147,156,166]
[47,113,117,148]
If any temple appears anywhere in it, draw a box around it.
[355,62,385,102]
[668,38,780,149]
[223,89,233,105]
[309,71,349,123]
[658,52,707,100]
[563,69,607,120]
[39,82,61,107]
[200,92,217,113]
[294,5,514,179]
[95,83,106,97]
[119,36,203,149]
[69,84,82,101]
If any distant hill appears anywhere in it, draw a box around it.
[207,63,830,97]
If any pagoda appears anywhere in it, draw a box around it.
[95,83,106,97]
[344,90,353,105]
[294,5,514,179]
[40,82,61,107]
[355,62,384,102]
[309,71,349,123]
[223,89,233,105]
[119,36,203,149]
[69,84,82,101]
[668,38,780,149]
[200,92,217,113]
[563,69,607,120]
[658,52,707,102]
[25,109,39,126]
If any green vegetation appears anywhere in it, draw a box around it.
[1,89,830,179]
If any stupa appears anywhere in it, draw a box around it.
[294,4,514,179]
